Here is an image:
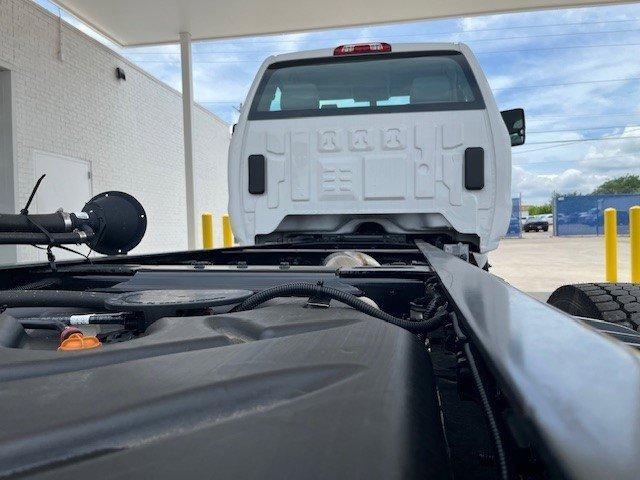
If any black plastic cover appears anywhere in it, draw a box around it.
[0,300,448,479]
[105,289,253,319]
[248,154,266,194]
[82,191,147,255]
[464,147,484,190]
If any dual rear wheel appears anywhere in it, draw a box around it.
[548,283,640,331]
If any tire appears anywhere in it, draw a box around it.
[548,283,640,330]
[543,226,549,232]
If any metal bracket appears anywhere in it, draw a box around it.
[443,242,469,262]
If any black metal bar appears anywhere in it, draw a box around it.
[416,240,640,480]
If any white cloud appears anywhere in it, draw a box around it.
[487,75,516,91]
[512,124,640,203]
[575,125,640,173]
[513,166,609,203]
[512,126,640,203]
[459,3,638,33]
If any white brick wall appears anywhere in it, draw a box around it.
[0,0,230,261]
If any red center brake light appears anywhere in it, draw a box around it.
[333,43,392,56]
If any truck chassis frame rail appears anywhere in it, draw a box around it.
[417,240,640,480]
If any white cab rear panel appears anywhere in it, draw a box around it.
[229,44,511,252]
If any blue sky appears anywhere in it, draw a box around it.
[37,1,640,204]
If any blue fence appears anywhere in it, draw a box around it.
[554,194,640,236]
[505,197,522,238]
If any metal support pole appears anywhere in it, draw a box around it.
[552,192,558,236]
[180,32,196,250]
[630,206,640,283]
[604,208,617,283]
[0,70,16,265]
[202,213,214,249]
[222,214,233,248]
[518,192,523,238]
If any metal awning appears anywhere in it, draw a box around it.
[53,0,629,46]
[50,0,630,250]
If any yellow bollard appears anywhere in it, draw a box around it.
[630,206,640,283]
[222,214,233,248]
[604,208,618,283]
[201,213,214,249]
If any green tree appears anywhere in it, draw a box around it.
[528,204,553,215]
[553,191,580,199]
[593,175,640,195]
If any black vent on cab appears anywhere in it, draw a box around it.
[464,147,484,190]
[248,155,266,194]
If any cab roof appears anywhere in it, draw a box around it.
[263,42,471,65]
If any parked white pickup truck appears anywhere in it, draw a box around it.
[228,42,525,257]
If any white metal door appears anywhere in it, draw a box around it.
[32,151,92,260]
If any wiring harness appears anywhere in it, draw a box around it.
[235,282,449,334]
[452,312,508,480]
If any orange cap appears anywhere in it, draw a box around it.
[58,333,102,351]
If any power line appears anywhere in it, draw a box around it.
[199,78,640,106]
[131,41,640,64]
[527,134,640,145]
[125,18,640,53]
[198,100,640,152]
[529,112,640,119]
[197,95,640,154]
[513,142,583,154]
[124,27,640,56]
[528,124,640,134]
[514,131,640,153]
[197,103,640,118]
[475,41,640,55]
[195,100,640,147]
[513,154,640,166]
[493,76,640,91]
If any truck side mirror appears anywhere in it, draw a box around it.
[501,108,525,146]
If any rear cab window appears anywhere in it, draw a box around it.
[249,51,485,120]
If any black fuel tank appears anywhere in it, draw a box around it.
[0,299,449,479]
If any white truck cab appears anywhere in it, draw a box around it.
[228,42,525,253]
